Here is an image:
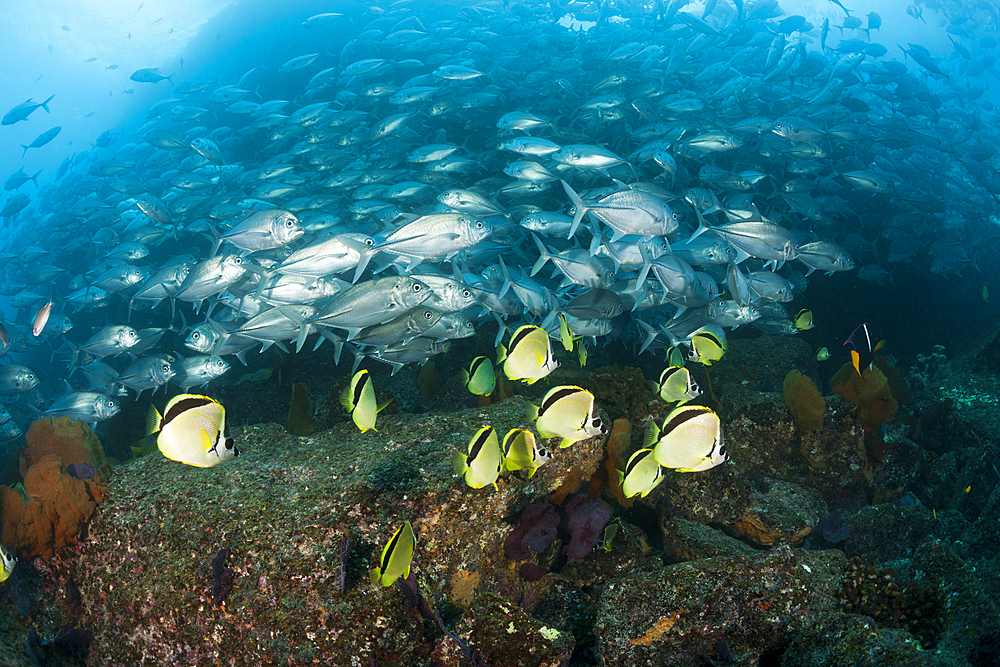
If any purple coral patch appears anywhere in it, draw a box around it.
[503,502,559,562]
[67,462,97,480]
[562,493,611,560]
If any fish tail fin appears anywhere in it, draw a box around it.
[497,256,512,299]
[376,399,393,414]
[560,179,587,239]
[688,206,711,240]
[524,402,539,422]
[145,404,163,437]
[30,169,42,187]
[529,233,550,277]
[41,95,55,113]
[636,241,653,285]
[20,145,28,158]
[635,318,658,355]
[339,384,354,412]
[588,233,603,258]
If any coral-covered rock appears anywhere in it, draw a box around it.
[584,364,660,426]
[654,464,754,525]
[727,479,826,547]
[595,546,846,666]
[37,397,610,665]
[779,613,964,667]
[662,517,757,563]
[20,417,109,480]
[724,392,872,508]
[456,593,574,667]
[15,455,107,561]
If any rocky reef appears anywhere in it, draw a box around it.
[0,336,997,666]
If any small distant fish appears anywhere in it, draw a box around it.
[843,323,884,376]
[370,521,415,587]
[461,356,495,396]
[236,368,274,384]
[558,313,575,352]
[619,448,665,498]
[527,385,605,448]
[597,517,620,552]
[84,57,97,63]
[983,283,988,302]
[61,25,70,31]
[146,394,239,467]
[130,67,173,84]
[501,428,551,478]
[340,369,387,433]
[794,309,814,330]
[656,366,701,405]
[452,426,503,489]
[645,405,727,472]
[302,12,344,28]
[32,294,53,337]
[0,544,15,582]
[497,325,557,384]
[106,64,118,70]
[816,347,830,362]
[687,326,727,366]
[2,95,55,125]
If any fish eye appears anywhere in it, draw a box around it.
[364,238,375,246]
[423,310,432,319]
[476,220,484,229]
[285,219,295,227]
[412,283,422,292]
[462,289,471,298]
[192,332,201,340]
[234,257,243,264]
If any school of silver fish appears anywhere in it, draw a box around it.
[0,0,995,446]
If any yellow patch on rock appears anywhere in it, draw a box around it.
[450,569,481,606]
